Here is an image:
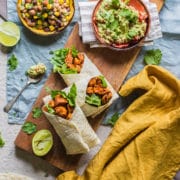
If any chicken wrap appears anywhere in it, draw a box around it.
[42,84,100,155]
[50,47,100,85]
[65,76,119,117]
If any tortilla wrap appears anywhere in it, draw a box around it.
[60,54,100,86]
[64,77,119,117]
[43,96,100,155]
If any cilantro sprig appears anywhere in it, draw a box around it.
[0,132,5,147]
[32,107,43,118]
[106,112,120,126]
[8,54,18,71]
[22,122,37,135]
[144,49,162,65]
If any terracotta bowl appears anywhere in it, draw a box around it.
[92,0,150,50]
[17,0,75,36]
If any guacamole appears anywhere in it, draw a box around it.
[94,0,148,47]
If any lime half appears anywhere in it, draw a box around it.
[32,129,53,157]
[0,21,20,47]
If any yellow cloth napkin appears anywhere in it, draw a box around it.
[57,65,180,180]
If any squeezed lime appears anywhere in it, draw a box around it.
[0,21,20,47]
[32,129,53,156]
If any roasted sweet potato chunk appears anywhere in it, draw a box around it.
[55,106,68,118]
[54,95,68,106]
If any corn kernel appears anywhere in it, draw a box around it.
[49,25,55,31]
[66,16,70,21]
[59,0,64,5]
[47,4,52,9]
[54,11,60,17]
[37,20,42,25]
[33,15,38,19]
[66,0,69,5]
[25,13,30,17]
[42,13,48,18]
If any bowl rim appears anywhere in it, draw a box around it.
[17,0,75,36]
[92,0,151,51]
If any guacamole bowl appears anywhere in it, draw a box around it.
[17,0,75,36]
[92,0,150,50]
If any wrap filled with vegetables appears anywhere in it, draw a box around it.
[42,84,100,155]
[50,47,100,85]
[65,76,119,117]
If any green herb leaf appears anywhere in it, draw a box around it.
[99,75,107,88]
[0,132,5,147]
[46,105,55,114]
[120,9,137,23]
[67,83,77,107]
[144,49,162,65]
[60,64,77,74]
[47,84,77,107]
[106,112,120,126]
[8,54,18,71]
[85,94,102,107]
[48,0,54,4]
[50,48,69,71]
[32,107,43,118]
[22,122,37,135]
[111,0,120,8]
[50,48,78,74]
[71,46,78,58]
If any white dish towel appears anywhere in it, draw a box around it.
[78,0,162,48]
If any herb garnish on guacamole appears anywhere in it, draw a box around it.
[94,0,148,47]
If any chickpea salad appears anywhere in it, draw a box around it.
[93,0,148,47]
[19,0,73,32]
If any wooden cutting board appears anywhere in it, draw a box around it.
[15,0,164,172]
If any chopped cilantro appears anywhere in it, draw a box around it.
[111,0,120,8]
[0,132,5,147]
[106,112,120,126]
[144,49,162,65]
[22,122,37,135]
[32,107,43,118]
[8,54,18,71]
[85,94,102,107]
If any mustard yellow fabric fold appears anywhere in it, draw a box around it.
[57,65,180,180]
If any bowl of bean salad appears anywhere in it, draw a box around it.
[17,0,75,36]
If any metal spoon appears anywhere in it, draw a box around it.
[3,75,43,113]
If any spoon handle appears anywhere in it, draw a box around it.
[3,82,30,113]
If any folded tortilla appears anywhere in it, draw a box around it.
[60,53,100,86]
[65,77,119,117]
[43,96,101,155]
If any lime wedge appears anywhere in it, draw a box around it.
[0,21,20,47]
[32,129,53,157]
